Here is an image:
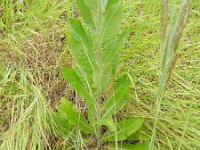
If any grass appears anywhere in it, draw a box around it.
[0,0,200,149]
[0,67,50,150]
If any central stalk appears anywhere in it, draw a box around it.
[96,0,104,149]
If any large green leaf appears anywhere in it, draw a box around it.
[92,29,131,92]
[92,36,120,91]
[70,35,94,85]
[69,18,95,84]
[84,0,97,10]
[107,143,149,150]
[61,68,95,113]
[57,97,95,134]
[69,18,95,58]
[102,74,132,119]
[103,117,144,141]
[102,2,123,42]
[92,57,114,91]
[76,0,96,29]
[99,29,131,89]
[94,39,121,91]
[102,29,131,66]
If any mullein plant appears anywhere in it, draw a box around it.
[49,0,148,149]
[150,0,193,149]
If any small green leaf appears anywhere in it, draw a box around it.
[102,74,132,119]
[102,2,123,42]
[61,68,95,113]
[57,97,95,134]
[99,116,116,132]
[127,125,151,141]
[103,117,144,141]
[76,0,96,29]
[107,143,149,150]
[84,0,97,10]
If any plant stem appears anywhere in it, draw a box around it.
[96,0,104,149]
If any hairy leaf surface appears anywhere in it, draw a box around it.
[102,74,131,119]
[76,0,96,29]
[102,2,123,42]
[69,18,95,83]
[105,0,120,10]
[84,0,97,10]
[92,29,131,92]
[61,68,95,112]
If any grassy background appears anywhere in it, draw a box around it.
[0,0,200,149]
